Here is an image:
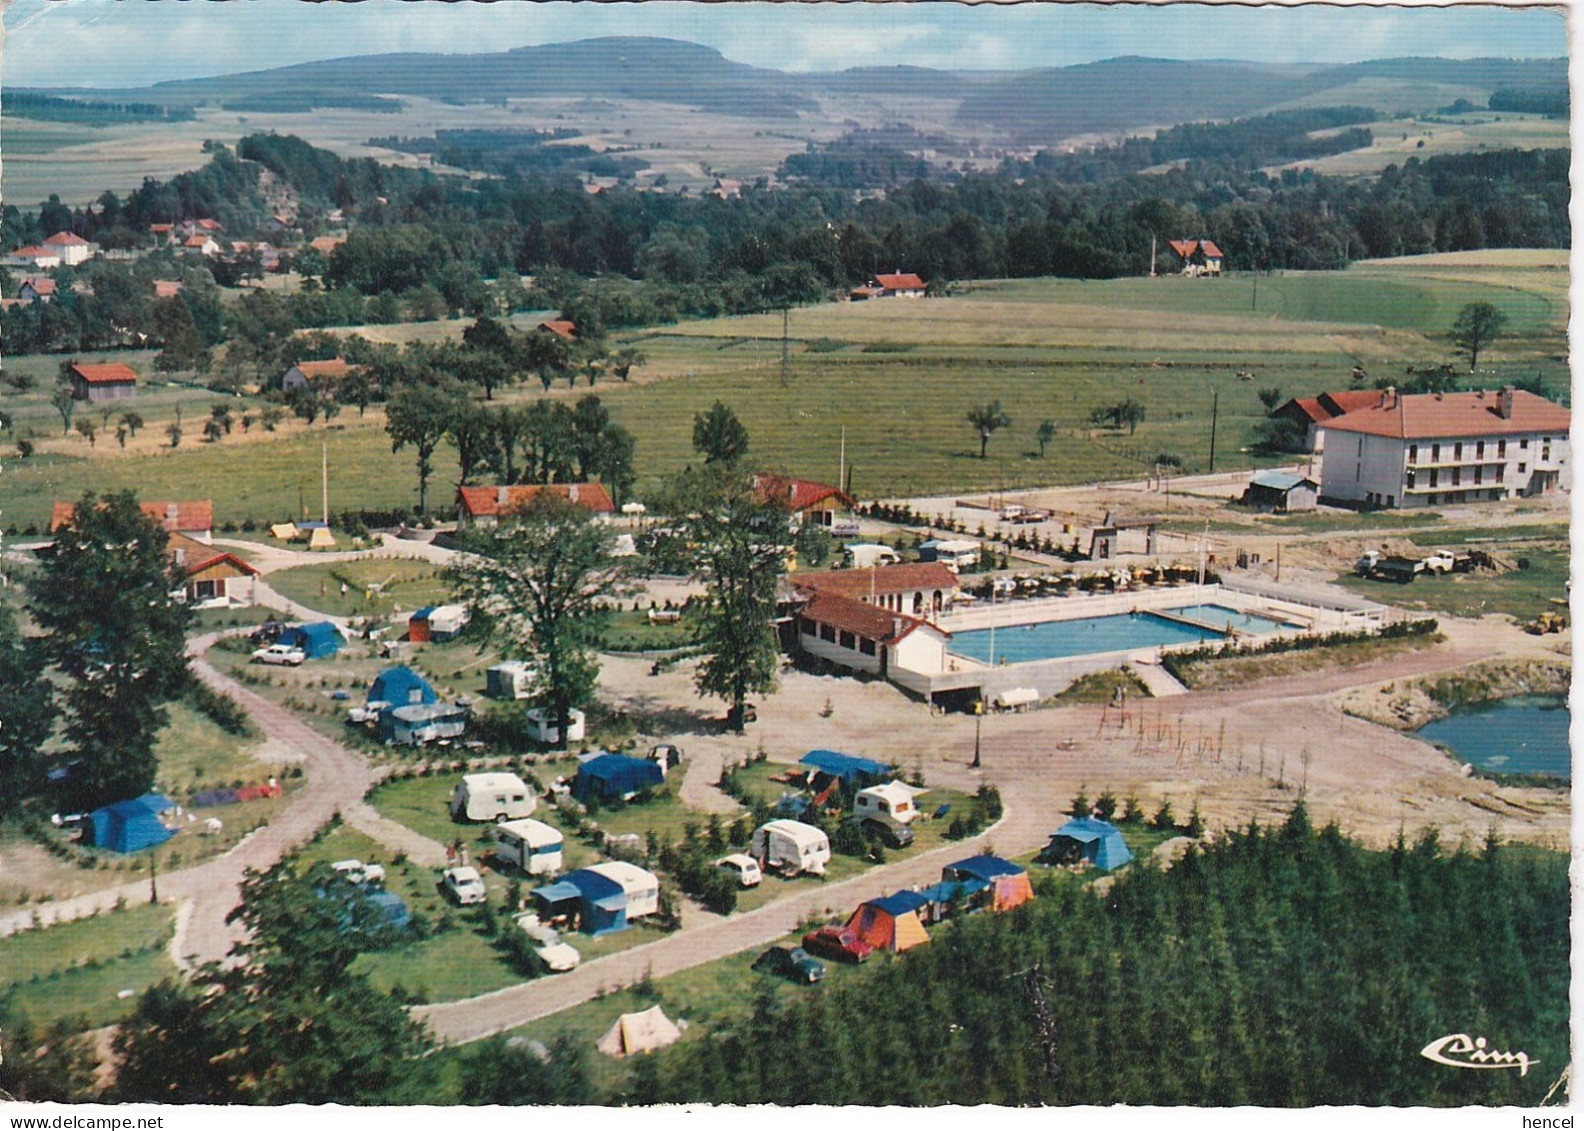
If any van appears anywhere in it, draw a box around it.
[450,772,536,823]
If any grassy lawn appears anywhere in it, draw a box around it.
[1169,632,1447,691]
[1404,523,1568,547]
[0,903,176,1029]
[599,608,701,652]
[1335,550,1569,623]
[267,557,453,620]
[152,700,275,797]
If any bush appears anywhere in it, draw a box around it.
[1151,802,1176,832]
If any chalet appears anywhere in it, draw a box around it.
[280,358,358,392]
[18,277,56,303]
[168,531,258,606]
[1317,386,1571,509]
[537,319,577,342]
[42,231,94,266]
[871,271,927,298]
[790,561,959,621]
[1168,239,1223,276]
[1240,471,1319,513]
[455,483,617,528]
[66,362,139,403]
[51,499,214,544]
[3,245,62,270]
[183,235,221,257]
[750,474,856,530]
[1270,389,1383,453]
[795,592,952,680]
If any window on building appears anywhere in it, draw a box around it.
[820,623,836,643]
[1406,471,1416,488]
[1474,467,1483,485]
[1451,469,1461,486]
[1408,443,1418,462]
[1520,438,1529,450]
[1498,440,1507,457]
[801,620,816,636]
[1386,495,1395,507]
[1429,469,1439,488]
[859,638,877,656]
[1476,440,1485,459]
[1355,462,1362,481]
[839,631,856,650]
[1454,442,1463,460]
[1431,443,1441,461]
[1518,463,1527,475]
[1543,442,1551,460]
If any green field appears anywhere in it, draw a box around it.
[0,260,1567,527]
[267,558,454,620]
[0,903,176,1029]
[1336,548,1569,622]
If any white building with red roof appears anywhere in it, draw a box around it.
[1167,239,1223,277]
[750,473,856,529]
[3,245,62,270]
[42,231,95,266]
[870,271,927,298]
[1317,386,1570,508]
[456,483,616,528]
[795,591,952,680]
[18,277,57,303]
[790,561,960,620]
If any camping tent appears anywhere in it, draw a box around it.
[912,878,989,924]
[277,621,342,659]
[799,749,892,786]
[941,854,1036,911]
[409,604,469,643]
[596,1006,682,1058]
[533,868,630,936]
[367,665,436,708]
[572,754,664,804]
[86,793,177,853]
[1043,817,1134,871]
[846,892,931,953]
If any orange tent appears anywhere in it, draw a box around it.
[846,893,930,953]
[992,872,1035,911]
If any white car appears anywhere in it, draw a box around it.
[516,913,581,972]
[331,859,386,885]
[251,643,306,666]
[441,866,487,905]
[716,853,763,888]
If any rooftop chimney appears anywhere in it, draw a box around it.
[497,485,509,506]
[1379,386,1396,409]
[166,502,180,523]
[1498,385,1515,420]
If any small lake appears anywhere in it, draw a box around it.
[1416,695,1571,779]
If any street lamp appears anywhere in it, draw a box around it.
[971,700,983,770]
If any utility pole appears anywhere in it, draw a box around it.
[1252,269,1258,311]
[321,442,330,527]
[149,852,159,904]
[779,305,790,388]
[1149,234,1157,278]
[838,425,846,493]
[1208,388,1219,473]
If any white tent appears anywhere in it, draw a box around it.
[596,1006,682,1058]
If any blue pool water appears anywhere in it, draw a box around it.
[1169,604,1289,635]
[949,611,1225,665]
[1416,695,1570,779]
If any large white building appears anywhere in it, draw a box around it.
[1317,387,1570,509]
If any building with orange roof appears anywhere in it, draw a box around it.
[280,358,359,392]
[167,531,259,606]
[42,230,95,266]
[1317,386,1570,508]
[18,277,57,303]
[790,561,960,620]
[51,499,214,543]
[455,483,617,528]
[869,271,927,297]
[1270,388,1385,453]
[537,319,577,341]
[794,591,952,680]
[66,362,139,403]
[1167,238,1223,276]
[2,245,62,270]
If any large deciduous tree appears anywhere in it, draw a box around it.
[1451,301,1507,371]
[385,384,458,514]
[0,605,52,818]
[692,400,750,465]
[448,495,627,747]
[27,492,190,809]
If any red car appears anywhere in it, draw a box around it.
[801,925,874,964]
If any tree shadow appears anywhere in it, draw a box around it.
[597,692,726,737]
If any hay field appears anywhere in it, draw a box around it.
[1272,113,1569,178]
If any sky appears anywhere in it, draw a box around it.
[1,0,1569,89]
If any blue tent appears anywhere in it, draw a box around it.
[86,793,176,853]
[866,890,931,917]
[534,869,629,936]
[1044,817,1134,871]
[192,788,240,808]
[572,754,664,804]
[799,749,891,785]
[364,891,412,930]
[368,665,436,708]
[914,878,990,921]
[942,854,1026,885]
[279,621,342,659]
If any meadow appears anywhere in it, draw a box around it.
[0,257,1566,528]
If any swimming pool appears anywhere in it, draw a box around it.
[1167,604,1289,635]
[949,611,1227,665]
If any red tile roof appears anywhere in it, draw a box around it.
[1168,238,1223,261]
[801,592,945,645]
[167,531,257,577]
[43,231,90,246]
[195,219,222,231]
[68,362,139,385]
[538,319,577,341]
[291,359,356,380]
[51,499,213,534]
[1198,240,1224,260]
[184,235,214,248]
[21,278,57,296]
[8,246,57,260]
[1280,389,1383,425]
[309,236,345,254]
[150,224,174,234]
[751,474,855,515]
[1320,389,1570,440]
[874,273,926,291]
[791,561,960,601]
[457,482,616,519]
[153,280,184,298]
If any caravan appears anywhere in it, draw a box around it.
[751,819,831,877]
[450,772,537,823]
[492,818,564,876]
[853,781,920,825]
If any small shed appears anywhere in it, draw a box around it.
[86,793,177,853]
[1042,817,1134,871]
[485,661,534,700]
[409,604,470,643]
[1240,471,1319,513]
[368,666,436,708]
[846,892,931,953]
[278,621,342,659]
[799,749,892,788]
[596,1006,682,1058]
[572,754,665,804]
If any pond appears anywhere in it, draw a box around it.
[1415,694,1571,779]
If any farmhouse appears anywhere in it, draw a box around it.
[280,358,359,392]
[183,235,221,257]
[794,591,952,679]
[537,319,577,341]
[3,246,62,270]
[168,531,259,606]
[42,231,95,266]
[1240,471,1319,513]
[869,271,927,297]
[1168,238,1223,276]
[1270,389,1385,453]
[65,362,139,402]
[1316,386,1571,509]
[750,473,856,530]
[790,561,959,619]
[18,277,56,303]
[455,483,616,527]
[53,499,213,543]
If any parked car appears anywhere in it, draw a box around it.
[440,866,487,905]
[752,945,825,985]
[251,642,306,666]
[716,853,763,888]
[801,925,874,964]
[516,913,581,972]
[846,813,915,849]
[331,859,386,885]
